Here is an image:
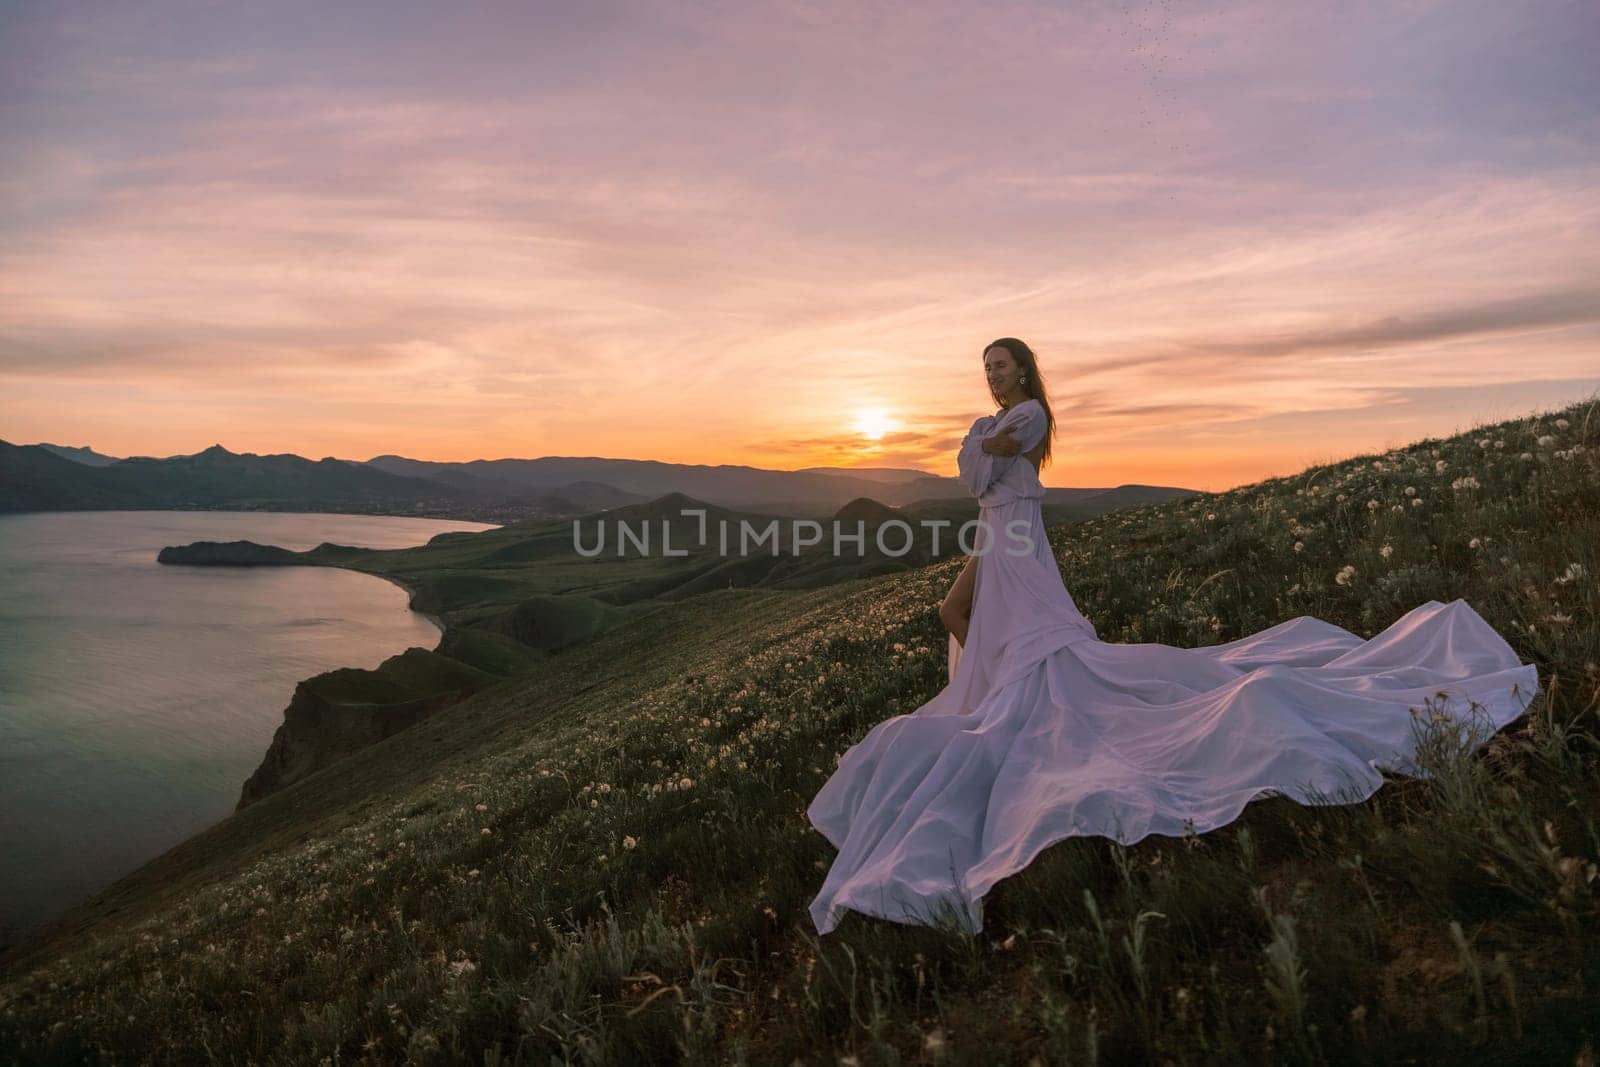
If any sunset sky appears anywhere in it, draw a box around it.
[2,0,1597,493]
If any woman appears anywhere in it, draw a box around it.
[806,337,1540,936]
[937,338,1086,687]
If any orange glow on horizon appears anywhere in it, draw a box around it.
[6,374,1598,495]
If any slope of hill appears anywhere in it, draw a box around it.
[35,443,124,467]
[0,440,152,509]
[1,397,1595,1063]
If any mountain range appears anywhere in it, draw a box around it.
[0,439,1200,525]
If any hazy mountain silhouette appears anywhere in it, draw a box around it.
[35,443,124,467]
[2,438,1199,524]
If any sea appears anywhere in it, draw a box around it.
[0,509,500,950]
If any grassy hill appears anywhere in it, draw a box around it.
[1,396,1596,1064]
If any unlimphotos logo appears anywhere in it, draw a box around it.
[571,508,1038,558]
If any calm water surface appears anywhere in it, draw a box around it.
[0,510,499,948]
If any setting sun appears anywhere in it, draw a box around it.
[853,409,896,441]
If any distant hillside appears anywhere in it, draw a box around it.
[35,443,123,467]
[361,451,949,513]
[360,451,1186,515]
[0,441,554,523]
[793,465,937,484]
[8,436,1203,524]
[0,395,1595,1062]
[0,441,150,509]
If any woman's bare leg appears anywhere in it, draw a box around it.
[938,554,979,647]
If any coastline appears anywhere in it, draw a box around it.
[355,568,448,648]
[229,561,467,815]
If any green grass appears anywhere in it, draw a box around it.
[1,395,1597,1065]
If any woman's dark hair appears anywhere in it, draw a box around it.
[983,336,1056,472]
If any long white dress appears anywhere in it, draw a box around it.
[806,399,1540,936]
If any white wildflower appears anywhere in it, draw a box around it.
[1554,562,1586,585]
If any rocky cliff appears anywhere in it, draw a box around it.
[236,646,500,810]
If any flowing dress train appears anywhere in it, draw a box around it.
[806,399,1539,935]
